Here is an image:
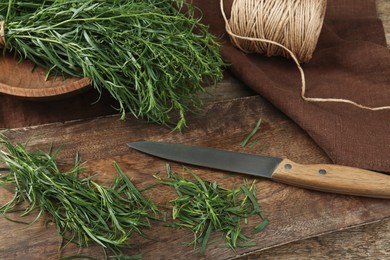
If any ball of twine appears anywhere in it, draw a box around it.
[221,0,390,111]
[0,21,5,48]
[224,0,326,63]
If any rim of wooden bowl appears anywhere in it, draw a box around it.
[0,77,92,99]
[0,53,92,100]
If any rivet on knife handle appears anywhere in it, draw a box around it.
[272,159,390,199]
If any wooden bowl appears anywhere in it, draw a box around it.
[0,54,91,100]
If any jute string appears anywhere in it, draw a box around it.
[221,0,390,111]
[0,21,5,48]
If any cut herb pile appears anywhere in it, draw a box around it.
[156,165,269,255]
[0,134,270,258]
[0,0,224,129]
[0,135,157,258]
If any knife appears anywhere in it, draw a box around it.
[128,141,390,199]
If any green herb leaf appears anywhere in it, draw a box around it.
[1,0,225,129]
[157,165,269,254]
[241,118,263,147]
[253,218,269,234]
[0,134,157,258]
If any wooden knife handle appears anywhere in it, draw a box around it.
[272,159,390,199]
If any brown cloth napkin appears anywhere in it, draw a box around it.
[190,0,390,172]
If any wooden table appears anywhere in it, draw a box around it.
[0,1,389,259]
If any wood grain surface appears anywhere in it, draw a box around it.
[272,159,390,199]
[1,95,389,259]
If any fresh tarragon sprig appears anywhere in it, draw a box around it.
[0,0,224,129]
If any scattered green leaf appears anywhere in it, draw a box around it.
[155,165,268,255]
[256,144,269,151]
[248,140,259,149]
[240,118,262,147]
[0,134,157,258]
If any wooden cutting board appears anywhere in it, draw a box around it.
[0,95,389,259]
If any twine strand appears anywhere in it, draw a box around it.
[0,21,5,48]
[221,0,390,111]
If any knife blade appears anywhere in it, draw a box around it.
[128,141,390,199]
